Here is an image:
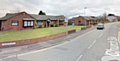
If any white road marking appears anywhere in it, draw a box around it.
[76,55,83,61]
[88,40,96,49]
[98,33,103,38]
[118,32,120,44]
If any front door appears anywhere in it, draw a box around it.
[47,21,50,27]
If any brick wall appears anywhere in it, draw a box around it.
[0,32,66,48]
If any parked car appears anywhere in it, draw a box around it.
[97,23,104,29]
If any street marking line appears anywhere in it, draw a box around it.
[88,40,96,49]
[98,33,103,38]
[76,55,83,61]
[118,32,120,44]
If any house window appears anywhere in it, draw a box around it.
[37,21,43,25]
[12,21,18,26]
[79,21,81,23]
[59,20,64,25]
[24,21,34,27]
[50,21,54,24]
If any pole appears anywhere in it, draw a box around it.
[84,7,87,28]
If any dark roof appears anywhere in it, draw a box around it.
[69,16,97,21]
[83,16,97,20]
[0,13,18,20]
[0,12,65,21]
[30,14,65,20]
[68,16,80,21]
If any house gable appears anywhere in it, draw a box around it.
[1,12,36,31]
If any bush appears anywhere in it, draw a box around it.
[93,23,98,25]
[55,24,59,27]
[34,24,38,29]
[50,24,54,27]
[38,25,42,28]
[42,25,45,28]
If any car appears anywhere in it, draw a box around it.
[97,23,104,30]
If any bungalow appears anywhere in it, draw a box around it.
[68,16,97,26]
[0,12,65,31]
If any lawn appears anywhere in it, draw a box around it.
[0,26,84,42]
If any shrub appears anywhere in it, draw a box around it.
[34,24,38,29]
[50,24,54,27]
[44,25,46,28]
[93,23,98,25]
[55,24,59,27]
[42,25,45,28]
[38,25,42,28]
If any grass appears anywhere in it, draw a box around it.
[0,26,84,42]
[59,26,85,30]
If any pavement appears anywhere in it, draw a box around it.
[1,22,120,61]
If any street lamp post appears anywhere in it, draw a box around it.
[65,17,68,35]
[84,7,87,27]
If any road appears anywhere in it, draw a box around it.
[1,22,120,61]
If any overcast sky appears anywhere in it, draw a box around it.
[0,0,120,18]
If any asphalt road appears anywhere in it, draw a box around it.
[1,22,120,61]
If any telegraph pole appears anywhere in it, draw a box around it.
[84,7,87,27]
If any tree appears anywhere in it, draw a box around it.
[38,10,46,15]
[97,12,107,23]
[91,16,96,18]
[108,14,115,16]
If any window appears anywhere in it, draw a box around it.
[79,21,81,23]
[12,21,18,26]
[24,21,34,27]
[50,21,54,24]
[37,21,43,25]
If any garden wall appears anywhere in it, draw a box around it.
[0,32,67,48]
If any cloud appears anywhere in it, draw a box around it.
[0,0,120,18]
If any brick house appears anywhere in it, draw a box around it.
[0,12,65,31]
[31,14,65,27]
[68,16,97,26]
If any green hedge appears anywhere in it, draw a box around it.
[55,24,59,27]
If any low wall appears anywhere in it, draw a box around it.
[0,32,67,48]
[68,29,76,34]
[81,26,92,30]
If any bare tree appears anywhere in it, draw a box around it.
[102,12,107,23]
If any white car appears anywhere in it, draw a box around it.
[97,23,104,29]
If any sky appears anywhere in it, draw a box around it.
[0,0,120,18]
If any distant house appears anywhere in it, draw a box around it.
[0,12,65,31]
[68,16,97,26]
[116,16,120,22]
[106,14,118,22]
[31,14,65,27]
